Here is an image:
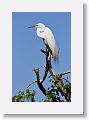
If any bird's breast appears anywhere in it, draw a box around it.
[36,29,45,39]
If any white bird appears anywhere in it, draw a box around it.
[28,23,59,62]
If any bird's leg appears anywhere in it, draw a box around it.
[46,48,52,69]
[48,52,51,61]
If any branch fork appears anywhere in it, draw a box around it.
[29,48,71,101]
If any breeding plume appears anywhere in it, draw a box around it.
[28,23,59,62]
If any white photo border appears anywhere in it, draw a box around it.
[0,0,83,114]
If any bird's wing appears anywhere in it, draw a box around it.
[45,27,56,48]
[44,27,59,61]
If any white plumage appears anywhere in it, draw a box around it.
[28,23,59,62]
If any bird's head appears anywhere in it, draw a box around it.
[28,23,45,29]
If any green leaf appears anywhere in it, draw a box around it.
[21,91,24,95]
[26,89,30,94]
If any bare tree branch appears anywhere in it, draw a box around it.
[33,68,47,95]
[31,49,71,101]
[40,49,52,83]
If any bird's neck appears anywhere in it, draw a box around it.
[37,27,45,33]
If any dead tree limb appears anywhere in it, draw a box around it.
[32,48,71,101]
[40,48,71,101]
[33,68,47,95]
[40,49,52,83]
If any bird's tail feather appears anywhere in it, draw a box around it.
[52,47,59,63]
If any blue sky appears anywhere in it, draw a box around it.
[12,12,71,101]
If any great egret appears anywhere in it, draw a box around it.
[28,23,59,62]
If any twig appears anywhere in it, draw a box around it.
[59,70,71,76]
[48,70,71,78]
[40,49,46,55]
[27,80,37,88]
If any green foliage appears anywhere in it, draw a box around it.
[12,89,36,102]
[12,75,71,102]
